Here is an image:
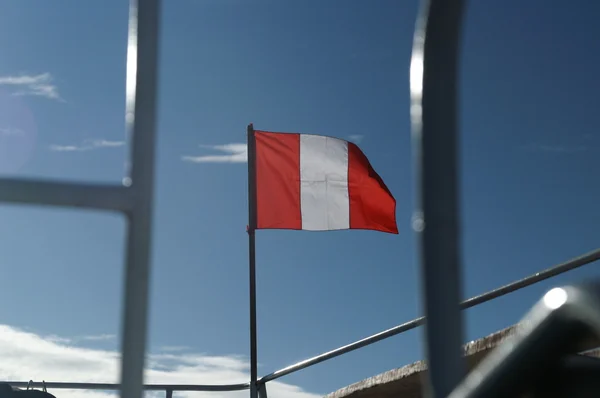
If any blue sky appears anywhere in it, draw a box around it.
[0,0,599,397]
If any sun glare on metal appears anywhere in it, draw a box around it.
[543,287,568,310]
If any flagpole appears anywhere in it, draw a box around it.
[247,123,258,398]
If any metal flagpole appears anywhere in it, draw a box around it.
[247,123,259,398]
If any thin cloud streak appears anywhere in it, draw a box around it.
[0,127,25,137]
[0,324,321,398]
[49,139,125,152]
[159,345,190,352]
[183,136,366,164]
[79,334,116,342]
[43,333,116,345]
[0,73,63,101]
[347,134,364,143]
[182,143,248,163]
[521,142,589,154]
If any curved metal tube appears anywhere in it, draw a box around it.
[410,0,466,396]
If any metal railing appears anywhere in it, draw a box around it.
[4,382,250,394]
[258,247,600,385]
[3,247,599,397]
[1,0,596,397]
[0,1,160,398]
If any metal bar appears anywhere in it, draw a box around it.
[2,249,598,392]
[460,247,600,308]
[258,316,425,384]
[410,0,466,396]
[258,247,600,384]
[247,123,259,398]
[257,383,268,398]
[0,179,132,212]
[3,382,250,392]
[119,0,161,398]
[166,389,173,398]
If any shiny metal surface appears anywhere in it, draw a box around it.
[0,179,132,212]
[448,282,600,398]
[118,0,161,398]
[258,247,600,384]
[0,1,161,397]
[247,124,259,398]
[411,0,466,395]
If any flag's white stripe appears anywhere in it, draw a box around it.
[299,134,350,230]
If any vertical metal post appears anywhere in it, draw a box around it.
[257,383,268,398]
[166,389,173,398]
[120,0,161,398]
[410,0,466,397]
[247,124,258,398]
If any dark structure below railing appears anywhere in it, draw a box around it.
[323,326,600,398]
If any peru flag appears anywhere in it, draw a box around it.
[251,130,398,234]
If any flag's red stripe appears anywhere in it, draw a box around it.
[348,143,398,234]
[255,131,302,230]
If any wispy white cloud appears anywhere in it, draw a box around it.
[43,333,115,345]
[44,335,73,345]
[0,73,63,101]
[79,334,116,342]
[49,139,125,152]
[159,345,191,352]
[182,136,367,164]
[0,325,320,398]
[182,143,248,163]
[347,134,364,143]
[0,127,25,137]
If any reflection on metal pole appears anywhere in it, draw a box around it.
[410,0,466,396]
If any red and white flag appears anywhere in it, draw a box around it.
[251,130,398,234]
